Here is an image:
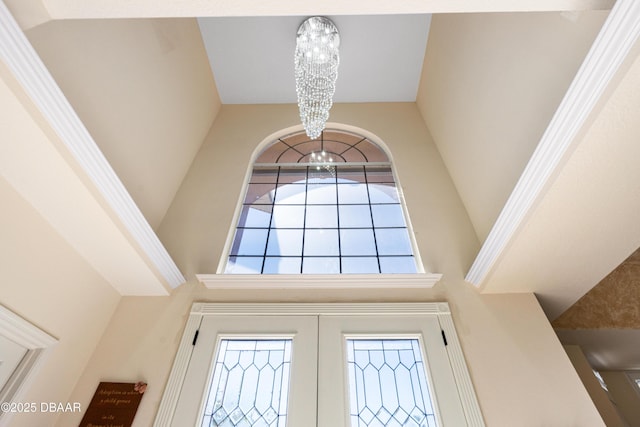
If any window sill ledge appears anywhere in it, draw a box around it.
[196,273,442,289]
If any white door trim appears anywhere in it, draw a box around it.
[0,305,57,427]
[154,302,484,426]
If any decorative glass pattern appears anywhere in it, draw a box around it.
[254,130,389,164]
[225,130,418,275]
[201,339,292,427]
[346,339,438,427]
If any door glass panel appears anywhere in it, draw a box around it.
[201,339,292,427]
[346,339,438,427]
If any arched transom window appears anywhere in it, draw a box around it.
[225,129,419,274]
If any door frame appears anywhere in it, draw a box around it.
[154,302,485,427]
[0,305,57,427]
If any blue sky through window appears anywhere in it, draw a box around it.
[225,130,418,275]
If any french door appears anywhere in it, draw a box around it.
[170,315,317,426]
[318,315,466,427]
[158,303,484,427]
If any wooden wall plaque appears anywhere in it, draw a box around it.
[79,382,146,427]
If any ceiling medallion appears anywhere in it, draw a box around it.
[295,17,340,139]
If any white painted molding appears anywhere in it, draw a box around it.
[466,0,640,287]
[216,123,428,277]
[0,306,57,349]
[0,305,57,427]
[191,302,448,315]
[26,0,615,21]
[438,313,485,426]
[155,302,483,426]
[0,0,184,289]
[197,273,442,289]
[153,314,202,427]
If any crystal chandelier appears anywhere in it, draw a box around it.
[295,17,340,140]
[309,150,336,177]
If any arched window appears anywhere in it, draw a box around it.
[225,128,420,274]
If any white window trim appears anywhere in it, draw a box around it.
[197,273,442,289]
[213,123,436,283]
[0,305,57,427]
[154,302,484,426]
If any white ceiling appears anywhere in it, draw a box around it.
[198,15,431,104]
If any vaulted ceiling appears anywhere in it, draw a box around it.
[2,0,640,367]
[554,248,640,330]
[554,248,640,369]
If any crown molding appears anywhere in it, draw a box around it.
[197,273,442,289]
[0,1,184,289]
[22,0,615,21]
[466,0,640,287]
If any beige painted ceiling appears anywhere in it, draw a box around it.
[478,41,640,319]
[554,248,640,329]
[532,239,640,370]
[552,248,640,370]
[24,18,220,229]
[417,11,607,242]
[15,9,607,236]
[4,0,640,364]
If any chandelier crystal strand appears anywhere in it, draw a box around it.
[295,17,340,139]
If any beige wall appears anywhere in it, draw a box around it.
[158,103,480,278]
[416,11,607,242]
[26,18,221,229]
[60,103,602,426]
[601,371,640,426]
[564,345,626,426]
[0,176,121,427]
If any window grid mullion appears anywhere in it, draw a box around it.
[335,170,343,274]
[300,166,309,274]
[364,166,382,273]
[226,130,417,274]
[260,166,280,274]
